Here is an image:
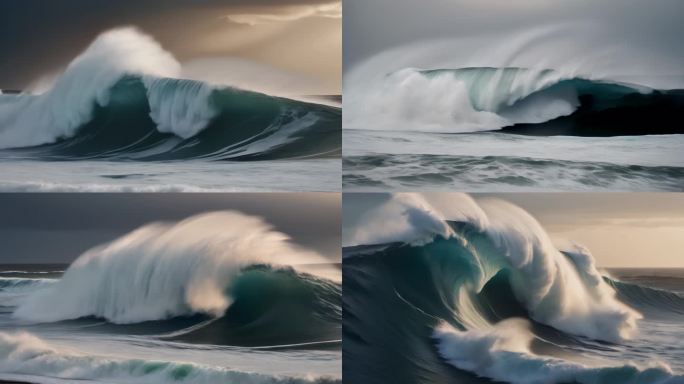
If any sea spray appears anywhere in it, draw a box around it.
[343,24,684,134]
[0,27,181,148]
[346,193,640,342]
[433,320,677,384]
[14,211,338,324]
[344,193,683,383]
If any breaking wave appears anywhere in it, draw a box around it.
[344,67,684,136]
[12,211,341,346]
[343,193,683,383]
[0,28,340,160]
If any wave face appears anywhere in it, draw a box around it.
[344,66,684,136]
[13,211,341,346]
[0,28,340,160]
[343,194,684,384]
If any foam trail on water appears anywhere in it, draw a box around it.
[433,320,678,384]
[14,211,337,324]
[0,332,333,384]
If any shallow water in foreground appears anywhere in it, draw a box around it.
[0,265,341,384]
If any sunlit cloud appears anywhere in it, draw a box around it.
[223,2,341,26]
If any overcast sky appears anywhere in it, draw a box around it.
[0,0,341,93]
[0,193,340,264]
[343,0,684,79]
[344,193,684,268]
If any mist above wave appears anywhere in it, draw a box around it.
[14,211,338,324]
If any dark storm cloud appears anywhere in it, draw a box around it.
[0,0,335,89]
[0,193,340,264]
[343,0,684,71]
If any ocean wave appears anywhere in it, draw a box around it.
[12,212,341,345]
[343,193,683,383]
[0,332,340,384]
[344,66,684,136]
[0,277,55,291]
[0,28,340,160]
[0,278,56,308]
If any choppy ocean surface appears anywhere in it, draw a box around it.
[344,130,684,191]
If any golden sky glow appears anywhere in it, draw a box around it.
[481,193,684,268]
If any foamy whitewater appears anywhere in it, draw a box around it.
[343,25,684,191]
[343,193,684,384]
[0,212,342,383]
[0,27,341,192]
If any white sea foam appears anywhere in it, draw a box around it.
[14,211,337,324]
[0,332,332,384]
[343,24,683,133]
[434,320,678,384]
[344,193,487,247]
[477,198,640,342]
[347,193,641,342]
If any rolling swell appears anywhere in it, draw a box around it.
[4,76,340,161]
[343,194,683,383]
[606,277,684,319]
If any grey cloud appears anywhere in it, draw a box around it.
[0,0,336,89]
[0,193,340,264]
